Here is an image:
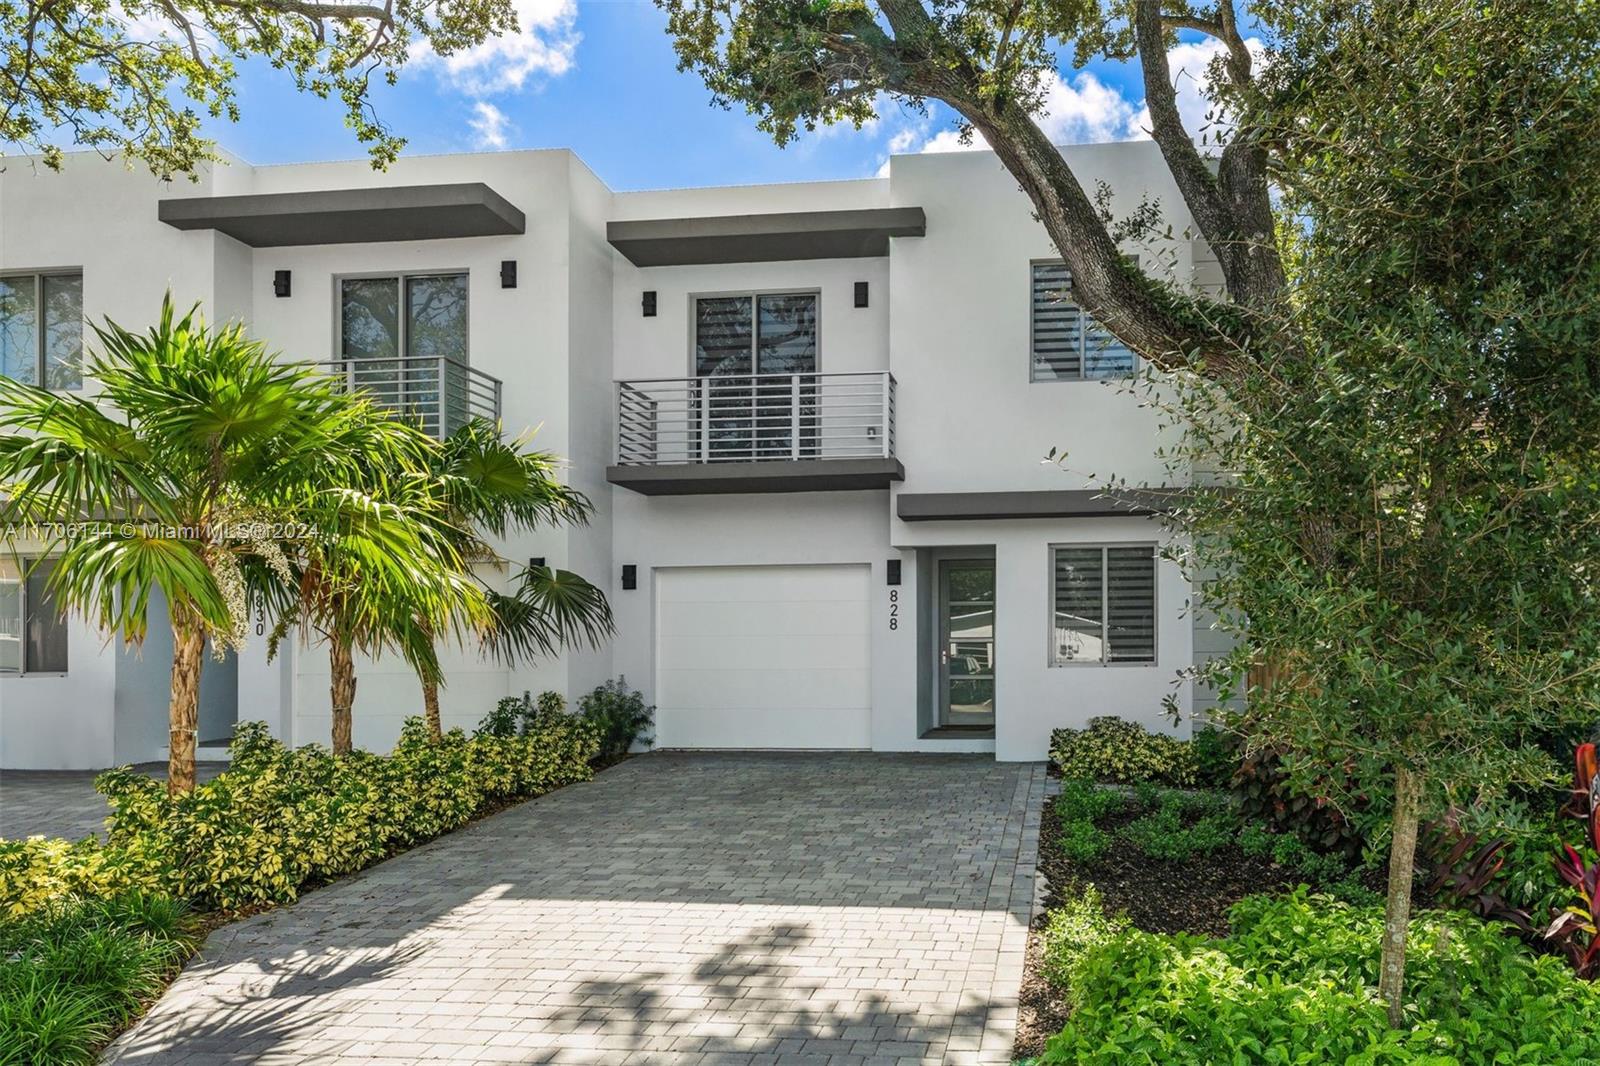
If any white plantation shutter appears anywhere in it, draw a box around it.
[1051,545,1157,664]
[1105,547,1156,662]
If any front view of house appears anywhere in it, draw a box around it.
[0,141,1234,769]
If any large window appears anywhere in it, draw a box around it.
[1030,262,1136,381]
[1051,545,1156,665]
[693,293,818,459]
[0,558,69,674]
[339,273,469,436]
[0,272,83,390]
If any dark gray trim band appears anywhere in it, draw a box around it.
[896,489,1186,521]
[157,183,526,247]
[608,458,905,495]
[607,207,926,266]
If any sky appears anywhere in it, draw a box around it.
[209,1,1244,192]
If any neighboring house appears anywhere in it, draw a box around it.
[0,142,1232,770]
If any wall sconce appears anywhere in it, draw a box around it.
[886,559,902,586]
[528,556,546,570]
[642,291,657,317]
[854,281,869,308]
[621,564,637,590]
[272,270,291,298]
[501,260,518,288]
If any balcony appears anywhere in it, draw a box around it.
[318,356,501,440]
[607,372,904,495]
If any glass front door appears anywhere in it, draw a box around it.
[939,560,995,730]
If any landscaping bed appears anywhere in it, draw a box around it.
[1013,718,1600,1065]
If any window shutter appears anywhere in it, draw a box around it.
[1031,262,1082,380]
[1052,547,1104,662]
[1105,546,1156,662]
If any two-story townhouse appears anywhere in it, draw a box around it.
[0,140,1229,770]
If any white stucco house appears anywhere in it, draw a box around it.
[0,140,1234,769]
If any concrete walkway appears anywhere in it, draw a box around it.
[104,752,1045,1065]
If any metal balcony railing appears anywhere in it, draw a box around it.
[615,371,896,465]
[318,355,502,440]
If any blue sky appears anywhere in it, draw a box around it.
[213,2,1235,191]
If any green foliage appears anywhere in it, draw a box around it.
[0,0,520,176]
[1229,745,1366,862]
[0,892,198,1065]
[478,690,566,738]
[578,677,655,765]
[1040,885,1127,1005]
[1117,791,1238,863]
[1040,889,1600,1064]
[1188,727,1235,790]
[1052,780,1125,865]
[1050,718,1199,787]
[2,718,597,916]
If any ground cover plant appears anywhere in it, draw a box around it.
[0,892,199,1066]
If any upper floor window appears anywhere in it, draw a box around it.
[695,293,817,377]
[0,557,69,675]
[1030,262,1136,382]
[1051,544,1156,665]
[339,273,468,362]
[0,272,83,390]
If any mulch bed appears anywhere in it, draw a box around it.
[1013,787,1303,1061]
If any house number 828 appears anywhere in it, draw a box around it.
[888,589,899,630]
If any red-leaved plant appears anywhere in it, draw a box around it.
[1545,742,1600,978]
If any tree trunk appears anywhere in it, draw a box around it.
[330,640,356,755]
[167,622,207,796]
[423,679,442,741]
[1380,766,1423,1028]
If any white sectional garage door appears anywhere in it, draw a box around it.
[655,564,872,749]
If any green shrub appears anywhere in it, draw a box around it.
[1040,885,1128,1004]
[3,715,598,917]
[1188,726,1236,789]
[477,690,568,738]
[578,676,655,765]
[1117,791,1239,862]
[1049,717,1198,786]
[0,892,198,1065]
[1052,781,1127,866]
[1231,742,1366,861]
[1041,889,1600,1064]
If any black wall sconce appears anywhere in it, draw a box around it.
[272,270,291,298]
[621,564,638,590]
[854,281,869,308]
[641,291,657,317]
[886,559,902,586]
[501,260,518,288]
[528,556,546,570]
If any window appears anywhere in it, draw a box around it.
[339,273,468,436]
[693,293,818,377]
[1051,545,1156,664]
[693,293,819,459]
[0,558,69,674]
[0,272,83,389]
[1030,262,1136,381]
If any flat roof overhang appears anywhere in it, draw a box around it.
[896,488,1188,521]
[607,207,926,266]
[157,183,526,247]
[608,458,905,495]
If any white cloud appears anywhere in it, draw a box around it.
[1037,70,1139,144]
[420,0,580,96]
[1125,37,1266,144]
[468,102,511,149]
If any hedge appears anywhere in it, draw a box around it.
[1,713,598,917]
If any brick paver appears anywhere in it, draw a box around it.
[0,763,228,841]
[103,752,1046,1065]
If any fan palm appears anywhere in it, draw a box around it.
[415,421,614,739]
[0,297,442,794]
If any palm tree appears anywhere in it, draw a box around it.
[415,421,614,739]
[0,298,441,793]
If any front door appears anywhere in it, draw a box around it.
[939,560,996,731]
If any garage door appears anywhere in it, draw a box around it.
[655,564,872,749]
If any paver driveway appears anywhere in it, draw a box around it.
[105,752,1045,1066]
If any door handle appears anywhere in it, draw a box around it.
[940,649,950,664]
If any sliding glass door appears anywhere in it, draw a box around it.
[693,292,817,460]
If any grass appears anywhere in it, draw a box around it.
[0,893,199,1065]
